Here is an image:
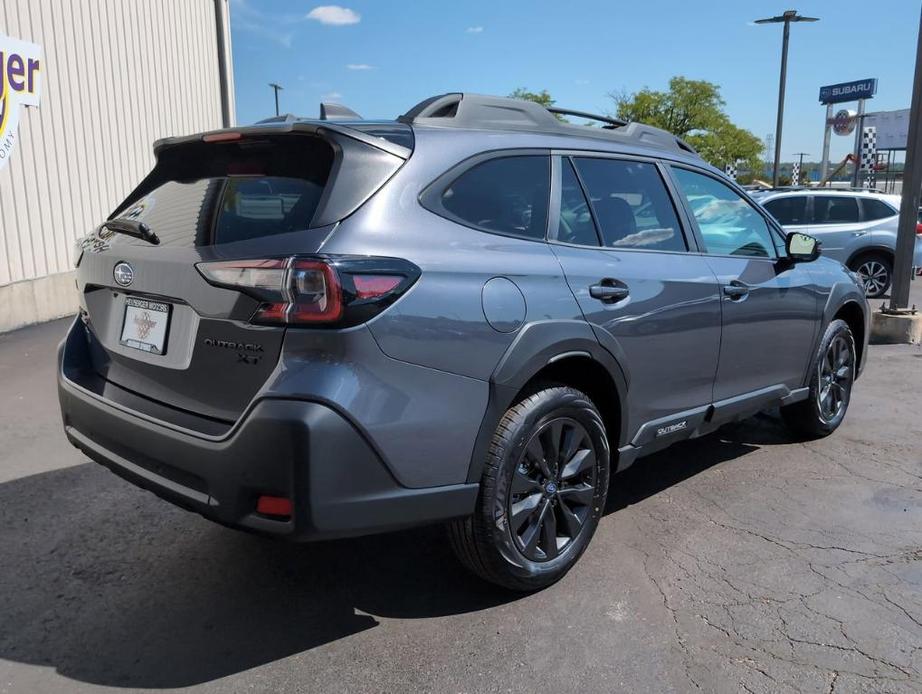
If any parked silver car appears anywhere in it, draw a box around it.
[753,189,922,298]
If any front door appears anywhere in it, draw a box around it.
[669,166,820,403]
[548,155,722,440]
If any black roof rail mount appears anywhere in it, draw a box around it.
[398,93,698,158]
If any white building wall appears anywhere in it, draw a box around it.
[0,0,234,331]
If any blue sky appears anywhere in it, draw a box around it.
[230,0,920,163]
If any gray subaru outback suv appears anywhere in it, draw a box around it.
[58,93,869,590]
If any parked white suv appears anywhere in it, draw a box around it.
[753,189,922,298]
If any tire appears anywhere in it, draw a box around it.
[781,319,856,438]
[850,252,892,298]
[448,385,610,592]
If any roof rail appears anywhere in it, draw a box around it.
[398,93,698,157]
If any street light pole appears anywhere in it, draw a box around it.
[755,10,819,188]
[890,7,922,310]
[268,83,284,116]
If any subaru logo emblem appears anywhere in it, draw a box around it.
[113,262,134,287]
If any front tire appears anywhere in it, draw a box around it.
[781,319,856,437]
[448,385,610,591]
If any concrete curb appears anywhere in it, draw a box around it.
[870,309,922,344]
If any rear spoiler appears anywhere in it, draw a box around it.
[153,120,412,160]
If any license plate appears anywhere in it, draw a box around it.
[120,297,171,355]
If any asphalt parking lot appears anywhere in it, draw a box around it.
[1,293,921,693]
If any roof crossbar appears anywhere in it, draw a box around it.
[546,106,627,128]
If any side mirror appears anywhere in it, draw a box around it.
[786,232,820,262]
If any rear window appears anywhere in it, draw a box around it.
[763,196,807,225]
[113,135,334,246]
[439,156,550,240]
[861,197,897,221]
[811,196,858,224]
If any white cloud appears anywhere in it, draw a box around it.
[466,26,484,33]
[346,63,375,70]
[307,6,361,25]
[321,91,343,101]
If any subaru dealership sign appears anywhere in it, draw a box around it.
[0,33,43,171]
[819,78,877,105]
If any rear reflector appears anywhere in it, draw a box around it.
[353,274,403,300]
[256,495,292,518]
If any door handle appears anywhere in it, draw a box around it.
[589,282,629,303]
[722,281,750,300]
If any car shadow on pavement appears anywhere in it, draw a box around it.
[0,411,791,689]
[606,410,791,513]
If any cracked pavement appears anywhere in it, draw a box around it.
[1,314,921,693]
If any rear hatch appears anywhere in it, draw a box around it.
[74,122,410,425]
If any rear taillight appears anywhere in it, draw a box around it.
[916,222,922,236]
[196,256,419,327]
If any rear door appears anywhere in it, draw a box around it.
[805,194,863,264]
[76,128,405,423]
[668,166,819,403]
[549,154,722,442]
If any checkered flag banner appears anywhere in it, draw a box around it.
[859,127,877,173]
[791,162,800,186]
[724,162,737,180]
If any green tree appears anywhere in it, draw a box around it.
[509,88,567,121]
[611,76,763,173]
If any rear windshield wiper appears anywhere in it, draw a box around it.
[101,219,160,245]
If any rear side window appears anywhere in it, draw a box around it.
[812,196,859,224]
[439,156,550,239]
[861,197,897,221]
[572,158,686,251]
[763,196,807,225]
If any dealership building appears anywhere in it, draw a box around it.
[0,0,235,332]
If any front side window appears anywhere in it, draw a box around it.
[440,156,549,239]
[572,158,686,251]
[861,197,897,222]
[763,196,807,226]
[672,168,776,258]
[811,196,859,224]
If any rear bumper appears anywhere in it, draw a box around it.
[58,318,477,540]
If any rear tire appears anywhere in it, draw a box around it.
[781,319,856,438]
[850,252,892,298]
[448,385,610,591]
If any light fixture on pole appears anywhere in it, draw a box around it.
[755,10,819,188]
[268,83,284,117]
